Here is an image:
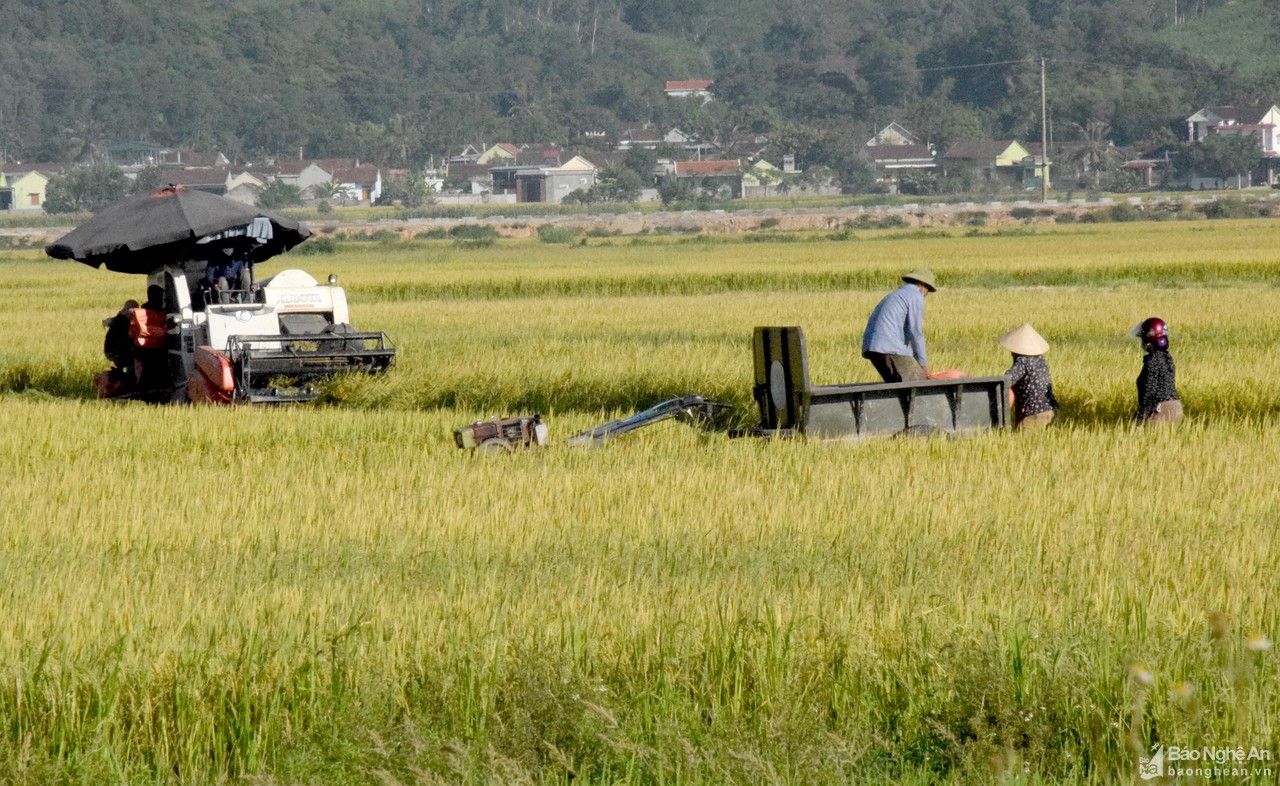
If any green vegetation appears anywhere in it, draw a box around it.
[255,180,304,209]
[2,220,1280,782]
[536,223,581,243]
[290,235,338,255]
[1156,0,1278,79]
[42,164,129,214]
[2,1,1273,170]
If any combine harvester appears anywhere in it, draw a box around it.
[47,186,395,403]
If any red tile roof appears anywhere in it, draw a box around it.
[273,160,317,176]
[622,128,663,142]
[665,79,713,92]
[674,159,740,176]
[312,158,360,172]
[330,165,379,185]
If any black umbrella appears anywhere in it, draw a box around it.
[45,186,312,274]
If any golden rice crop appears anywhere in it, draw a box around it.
[1,218,1278,783]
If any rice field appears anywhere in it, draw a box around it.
[2,219,1279,784]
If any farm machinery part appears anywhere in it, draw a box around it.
[746,326,1008,439]
[49,190,397,405]
[565,395,726,447]
[454,416,551,453]
[223,329,396,403]
[453,396,726,452]
[170,267,397,404]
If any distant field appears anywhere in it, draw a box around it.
[2,219,1279,783]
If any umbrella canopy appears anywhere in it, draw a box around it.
[45,186,311,274]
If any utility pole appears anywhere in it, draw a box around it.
[1040,57,1049,202]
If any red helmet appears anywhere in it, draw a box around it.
[1133,317,1169,350]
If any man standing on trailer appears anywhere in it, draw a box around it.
[860,269,936,383]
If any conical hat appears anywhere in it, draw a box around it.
[999,323,1049,356]
[901,268,937,291]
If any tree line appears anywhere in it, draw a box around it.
[2,0,1273,179]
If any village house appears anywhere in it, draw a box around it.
[854,123,937,191]
[664,79,713,100]
[665,128,716,157]
[867,122,922,147]
[860,145,937,190]
[617,128,665,151]
[224,171,267,205]
[475,143,519,165]
[106,142,170,167]
[225,170,265,192]
[448,144,483,165]
[1186,105,1280,153]
[942,140,1049,189]
[330,165,382,204]
[671,159,743,198]
[725,132,772,159]
[1185,105,1280,187]
[444,162,492,194]
[274,161,335,194]
[489,150,598,203]
[0,169,50,212]
[742,159,788,197]
[153,167,231,194]
[157,148,231,168]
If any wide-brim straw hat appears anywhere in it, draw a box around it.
[902,268,938,292]
[999,323,1050,356]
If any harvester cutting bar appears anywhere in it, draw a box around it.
[226,331,396,402]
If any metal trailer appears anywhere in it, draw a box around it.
[751,326,1009,439]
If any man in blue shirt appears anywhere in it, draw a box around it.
[861,269,937,382]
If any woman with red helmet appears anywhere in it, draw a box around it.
[1132,316,1181,425]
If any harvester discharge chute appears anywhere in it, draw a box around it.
[47,187,397,404]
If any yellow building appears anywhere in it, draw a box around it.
[0,170,51,212]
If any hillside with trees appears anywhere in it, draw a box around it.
[1,0,1276,171]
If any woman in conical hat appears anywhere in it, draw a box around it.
[999,324,1058,430]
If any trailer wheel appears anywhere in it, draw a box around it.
[477,438,514,454]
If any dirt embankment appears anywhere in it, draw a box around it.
[5,194,1265,246]
[309,203,1080,240]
